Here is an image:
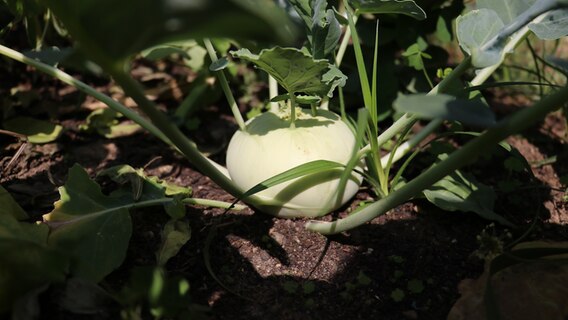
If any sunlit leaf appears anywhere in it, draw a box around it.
[477,0,533,25]
[350,0,427,20]
[456,9,505,68]
[394,94,496,127]
[529,8,568,40]
[3,116,63,143]
[231,47,346,97]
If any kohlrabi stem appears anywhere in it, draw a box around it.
[182,198,247,210]
[289,94,297,128]
[335,15,358,67]
[307,84,568,234]
[0,44,170,144]
[108,67,246,199]
[203,38,246,131]
[269,75,279,112]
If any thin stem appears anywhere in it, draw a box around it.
[307,84,568,234]
[0,44,170,144]
[335,15,357,67]
[203,38,246,131]
[182,198,247,210]
[108,67,245,199]
[289,94,297,128]
[269,75,279,112]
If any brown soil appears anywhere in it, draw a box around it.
[1,66,567,320]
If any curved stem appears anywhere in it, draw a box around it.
[307,84,568,234]
[203,38,246,131]
[0,44,169,143]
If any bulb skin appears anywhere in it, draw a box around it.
[226,109,362,218]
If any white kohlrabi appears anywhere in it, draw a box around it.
[226,108,362,218]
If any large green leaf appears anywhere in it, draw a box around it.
[156,219,191,267]
[350,0,427,20]
[423,169,512,226]
[42,0,299,65]
[477,0,533,25]
[0,185,27,220]
[393,93,496,127]
[0,214,69,313]
[231,47,346,97]
[43,165,133,282]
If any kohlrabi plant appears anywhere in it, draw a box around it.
[1,0,568,238]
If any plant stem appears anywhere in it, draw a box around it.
[203,38,246,131]
[182,198,247,210]
[289,94,297,128]
[269,75,279,112]
[0,44,170,143]
[108,67,245,199]
[307,84,568,234]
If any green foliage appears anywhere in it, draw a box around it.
[156,219,191,267]
[79,108,141,138]
[350,0,426,20]
[231,47,346,97]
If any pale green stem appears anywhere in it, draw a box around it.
[269,75,279,112]
[307,84,568,234]
[0,43,169,144]
[108,67,246,200]
[335,15,357,67]
[203,38,246,131]
[289,94,296,128]
[182,198,247,210]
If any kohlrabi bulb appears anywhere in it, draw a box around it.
[226,108,362,218]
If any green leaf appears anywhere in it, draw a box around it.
[477,0,532,25]
[407,279,424,294]
[456,9,505,68]
[209,56,230,71]
[350,0,427,20]
[435,16,452,43]
[529,8,568,40]
[0,215,69,313]
[231,47,346,97]
[156,219,191,267]
[24,47,73,66]
[79,108,141,138]
[43,164,133,282]
[240,160,344,200]
[3,116,63,143]
[311,3,341,58]
[390,288,405,302]
[43,0,299,65]
[0,185,28,220]
[423,169,513,226]
[393,94,496,127]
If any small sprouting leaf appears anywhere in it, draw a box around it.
[3,116,63,144]
[0,185,28,220]
[351,0,427,20]
[296,94,322,105]
[43,165,133,282]
[423,169,513,226]
[156,219,191,267]
[529,8,568,40]
[79,108,141,138]
[231,47,346,97]
[456,9,505,68]
[393,94,496,127]
[477,0,532,25]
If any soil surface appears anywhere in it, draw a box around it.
[1,63,567,320]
